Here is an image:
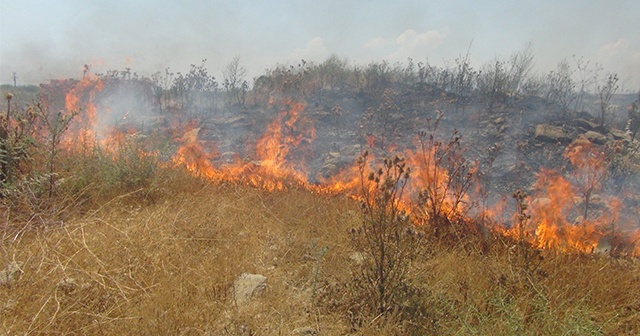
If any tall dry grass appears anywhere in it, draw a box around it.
[1,171,639,335]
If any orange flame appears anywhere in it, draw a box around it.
[48,75,640,256]
[501,137,627,254]
[62,74,105,146]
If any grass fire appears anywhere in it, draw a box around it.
[2,51,640,334]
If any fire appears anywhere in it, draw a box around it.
[528,170,589,251]
[44,75,640,256]
[499,137,627,254]
[172,127,220,180]
[405,146,467,222]
[171,99,318,191]
[242,98,315,190]
[64,73,105,142]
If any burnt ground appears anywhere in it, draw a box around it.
[190,85,637,201]
[25,79,640,229]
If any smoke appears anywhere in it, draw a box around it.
[1,0,640,89]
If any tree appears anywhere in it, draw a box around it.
[36,103,78,197]
[170,60,218,117]
[596,73,619,128]
[478,58,508,112]
[451,48,478,112]
[506,42,535,96]
[572,56,600,112]
[222,56,249,108]
[544,59,576,118]
[0,93,38,187]
[563,138,611,227]
[351,152,421,315]
[627,93,640,141]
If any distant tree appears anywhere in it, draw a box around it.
[402,57,417,84]
[478,58,508,112]
[170,60,218,116]
[505,42,535,96]
[596,73,619,128]
[544,59,576,118]
[362,61,392,98]
[317,54,349,91]
[223,56,249,108]
[451,49,477,112]
[572,56,600,112]
[627,94,640,141]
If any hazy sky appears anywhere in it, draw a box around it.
[1,0,639,90]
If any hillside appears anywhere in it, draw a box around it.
[2,57,640,334]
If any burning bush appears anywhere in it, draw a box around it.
[349,152,422,317]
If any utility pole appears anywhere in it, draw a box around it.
[12,72,17,87]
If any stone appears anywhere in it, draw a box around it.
[292,327,318,335]
[0,261,23,287]
[575,118,600,131]
[583,131,607,145]
[534,124,571,144]
[218,151,239,164]
[349,252,365,265]
[609,128,631,141]
[57,278,78,293]
[233,273,267,306]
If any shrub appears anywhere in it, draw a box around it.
[350,152,422,316]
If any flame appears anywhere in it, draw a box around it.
[62,74,105,147]
[172,127,221,180]
[500,137,628,254]
[41,75,640,256]
[171,99,317,191]
[245,99,314,189]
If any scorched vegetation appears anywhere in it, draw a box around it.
[1,51,640,335]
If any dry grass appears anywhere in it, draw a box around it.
[1,173,640,335]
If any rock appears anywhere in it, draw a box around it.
[534,124,571,144]
[210,115,249,127]
[531,197,551,208]
[57,278,78,293]
[596,236,613,254]
[1,299,17,313]
[349,252,365,265]
[575,118,600,131]
[609,128,631,141]
[320,145,362,178]
[492,117,506,125]
[233,273,267,306]
[292,327,318,335]
[0,261,23,287]
[583,131,607,145]
[218,151,239,164]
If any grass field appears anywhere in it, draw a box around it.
[2,170,639,335]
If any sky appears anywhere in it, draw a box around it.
[1,0,639,90]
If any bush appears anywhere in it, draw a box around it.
[350,152,422,316]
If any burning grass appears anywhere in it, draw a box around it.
[1,176,639,335]
[2,70,640,334]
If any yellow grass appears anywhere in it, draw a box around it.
[1,173,640,335]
